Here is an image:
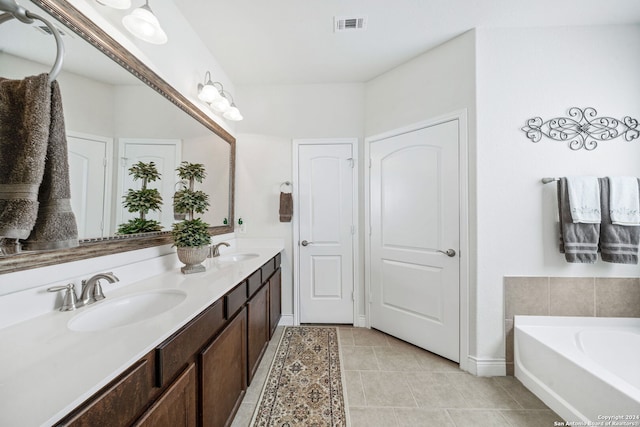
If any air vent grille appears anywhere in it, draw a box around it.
[334,16,367,32]
[34,24,70,38]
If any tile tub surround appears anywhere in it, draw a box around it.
[504,277,640,375]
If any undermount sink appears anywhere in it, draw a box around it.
[68,289,187,332]
[216,253,259,263]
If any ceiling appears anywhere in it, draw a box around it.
[173,0,640,86]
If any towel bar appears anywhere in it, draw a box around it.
[542,177,559,184]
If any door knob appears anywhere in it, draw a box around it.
[301,240,313,246]
[437,249,456,257]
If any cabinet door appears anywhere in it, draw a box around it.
[134,364,196,427]
[200,308,247,427]
[269,268,282,338]
[58,352,157,427]
[247,283,269,383]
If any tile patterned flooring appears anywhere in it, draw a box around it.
[231,326,562,427]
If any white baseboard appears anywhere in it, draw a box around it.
[467,356,506,376]
[278,314,294,326]
[355,315,367,327]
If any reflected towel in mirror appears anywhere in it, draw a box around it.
[23,78,78,250]
[0,73,51,240]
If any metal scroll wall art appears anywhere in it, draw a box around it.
[521,107,639,151]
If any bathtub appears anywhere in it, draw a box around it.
[514,315,640,423]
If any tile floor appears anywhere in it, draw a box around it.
[231,326,563,427]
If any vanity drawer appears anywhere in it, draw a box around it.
[225,282,248,319]
[260,258,275,282]
[247,270,262,298]
[58,352,157,427]
[155,299,224,388]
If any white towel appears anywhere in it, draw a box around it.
[566,176,601,224]
[608,176,640,226]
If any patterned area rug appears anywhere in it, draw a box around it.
[251,326,347,426]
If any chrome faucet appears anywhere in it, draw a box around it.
[209,242,230,258]
[80,272,119,306]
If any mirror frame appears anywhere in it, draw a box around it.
[0,0,235,274]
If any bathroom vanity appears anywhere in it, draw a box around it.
[0,247,282,427]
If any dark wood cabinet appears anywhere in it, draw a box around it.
[200,308,247,427]
[247,283,269,383]
[57,352,159,427]
[57,252,281,427]
[133,364,196,427]
[269,268,282,338]
[155,299,225,388]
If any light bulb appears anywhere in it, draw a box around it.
[198,83,221,103]
[223,106,243,121]
[122,4,167,44]
[210,96,231,113]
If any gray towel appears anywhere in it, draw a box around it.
[0,74,51,240]
[23,79,78,250]
[558,177,599,263]
[599,177,640,264]
[279,192,293,222]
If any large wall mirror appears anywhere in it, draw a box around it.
[0,0,235,274]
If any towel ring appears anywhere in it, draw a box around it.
[0,0,65,83]
[280,181,292,193]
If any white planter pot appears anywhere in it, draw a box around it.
[176,245,208,274]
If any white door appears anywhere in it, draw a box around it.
[68,133,113,239]
[297,142,356,324]
[117,139,181,232]
[368,120,460,362]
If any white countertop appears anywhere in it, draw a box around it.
[0,245,282,427]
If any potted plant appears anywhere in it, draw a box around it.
[172,161,211,273]
[117,161,163,234]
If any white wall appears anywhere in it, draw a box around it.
[1,53,115,136]
[235,83,365,318]
[66,0,237,136]
[475,25,640,362]
[365,30,477,137]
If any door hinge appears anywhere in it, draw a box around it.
[352,291,355,301]
[351,225,355,235]
[103,157,107,168]
[369,158,372,168]
[347,157,355,168]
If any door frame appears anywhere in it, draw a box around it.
[364,110,469,372]
[67,130,114,238]
[292,138,359,326]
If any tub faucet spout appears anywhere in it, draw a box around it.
[80,272,119,306]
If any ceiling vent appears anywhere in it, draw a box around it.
[34,24,71,38]
[334,16,367,33]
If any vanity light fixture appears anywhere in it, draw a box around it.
[197,72,221,103]
[223,103,243,121]
[122,0,167,45]
[95,0,131,10]
[197,72,243,121]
